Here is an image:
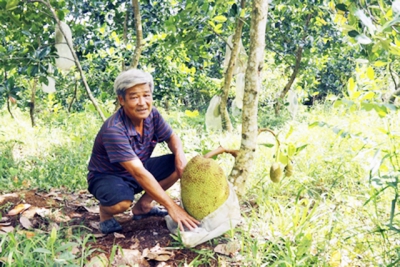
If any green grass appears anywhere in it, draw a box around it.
[0,103,399,266]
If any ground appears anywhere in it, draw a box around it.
[0,189,237,266]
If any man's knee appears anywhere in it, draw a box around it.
[106,200,132,213]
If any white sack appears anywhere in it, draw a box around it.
[205,95,222,132]
[55,21,75,70]
[234,73,245,109]
[41,77,56,93]
[223,35,247,75]
[165,184,241,248]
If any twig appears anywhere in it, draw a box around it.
[203,146,239,159]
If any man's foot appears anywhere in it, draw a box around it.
[99,218,122,234]
[132,206,168,220]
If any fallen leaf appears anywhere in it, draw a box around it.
[92,233,107,238]
[24,231,36,238]
[0,257,13,263]
[20,216,33,229]
[0,226,15,233]
[36,208,51,218]
[86,253,109,267]
[113,232,125,239]
[83,206,100,214]
[112,249,150,267]
[143,244,174,262]
[0,222,11,226]
[22,206,40,219]
[214,241,241,256]
[129,237,140,249]
[7,203,31,216]
[49,210,70,223]
[89,221,100,230]
[0,217,10,223]
[0,193,18,204]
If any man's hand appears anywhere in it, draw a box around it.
[168,203,200,232]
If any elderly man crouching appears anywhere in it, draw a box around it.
[87,69,199,234]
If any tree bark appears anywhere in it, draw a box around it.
[29,79,37,127]
[220,0,246,132]
[130,0,143,69]
[33,0,106,122]
[274,13,312,115]
[229,0,269,197]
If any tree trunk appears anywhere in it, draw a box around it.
[36,0,106,122]
[229,0,269,197]
[220,0,246,132]
[274,13,312,116]
[29,79,37,127]
[6,96,15,120]
[274,46,303,115]
[130,0,143,69]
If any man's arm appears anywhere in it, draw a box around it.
[166,132,187,178]
[120,159,198,231]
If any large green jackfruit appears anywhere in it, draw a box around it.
[181,155,230,220]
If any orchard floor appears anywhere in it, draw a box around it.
[0,189,233,266]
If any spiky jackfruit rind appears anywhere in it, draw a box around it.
[270,162,283,183]
[181,155,229,220]
[284,162,293,177]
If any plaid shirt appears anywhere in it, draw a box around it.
[87,107,172,181]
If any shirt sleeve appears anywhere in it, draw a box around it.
[102,126,138,163]
[152,108,173,142]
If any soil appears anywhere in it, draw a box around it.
[0,189,233,267]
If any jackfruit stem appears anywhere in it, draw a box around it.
[203,146,239,159]
[258,128,281,162]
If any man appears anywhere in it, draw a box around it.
[87,69,199,234]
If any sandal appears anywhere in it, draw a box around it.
[99,218,122,234]
[132,206,168,220]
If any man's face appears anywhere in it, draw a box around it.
[118,83,153,123]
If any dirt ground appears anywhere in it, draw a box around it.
[0,189,238,266]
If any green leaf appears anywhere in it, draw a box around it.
[348,30,359,37]
[57,10,65,21]
[6,0,19,10]
[259,143,274,148]
[33,248,51,254]
[335,3,348,12]
[366,67,374,80]
[213,15,227,23]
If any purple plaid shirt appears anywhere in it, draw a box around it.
[87,107,172,181]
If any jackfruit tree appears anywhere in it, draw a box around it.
[229,0,269,196]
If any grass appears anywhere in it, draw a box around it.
[0,102,399,266]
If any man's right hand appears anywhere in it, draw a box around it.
[167,204,200,232]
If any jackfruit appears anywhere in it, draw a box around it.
[181,155,229,220]
[270,162,283,183]
[284,162,293,177]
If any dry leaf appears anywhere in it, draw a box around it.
[0,222,11,226]
[113,232,125,239]
[129,237,140,249]
[22,206,40,219]
[0,193,18,204]
[83,206,100,214]
[24,231,36,238]
[0,226,15,233]
[92,233,107,238]
[214,241,241,256]
[7,203,31,216]
[112,249,150,267]
[49,210,70,223]
[86,253,109,267]
[0,217,10,223]
[36,208,51,218]
[143,244,174,262]
[89,221,100,230]
[20,216,33,229]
